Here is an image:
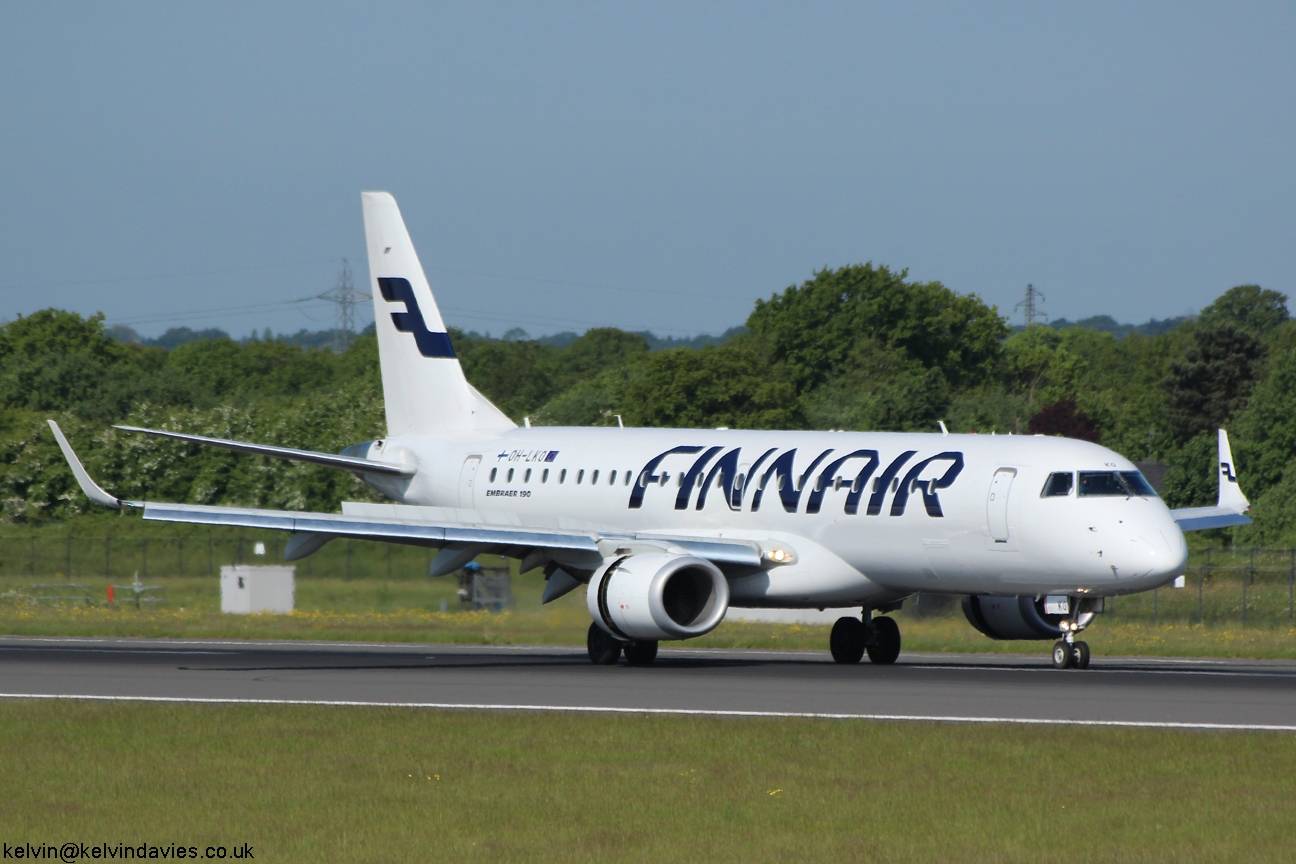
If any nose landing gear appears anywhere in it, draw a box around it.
[1050,599,1100,669]
[1052,638,1090,669]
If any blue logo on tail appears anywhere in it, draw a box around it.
[377,277,456,358]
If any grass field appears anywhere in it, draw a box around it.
[1,700,1292,863]
[5,570,1296,660]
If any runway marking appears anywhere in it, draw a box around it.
[0,693,1292,732]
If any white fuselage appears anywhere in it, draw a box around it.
[361,427,1188,609]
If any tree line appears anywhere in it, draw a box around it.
[2,266,1294,545]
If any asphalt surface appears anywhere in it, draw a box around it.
[2,637,1294,729]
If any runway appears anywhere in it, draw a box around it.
[2,636,1295,730]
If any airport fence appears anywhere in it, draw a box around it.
[1,537,1294,628]
[0,534,438,584]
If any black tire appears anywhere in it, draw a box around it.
[587,622,622,665]
[865,616,901,665]
[624,640,659,665]
[1052,640,1074,669]
[1072,640,1090,670]
[830,616,866,664]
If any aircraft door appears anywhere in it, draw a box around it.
[987,468,1016,543]
[458,456,482,508]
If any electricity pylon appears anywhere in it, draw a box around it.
[317,259,370,351]
[1015,283,1047,327]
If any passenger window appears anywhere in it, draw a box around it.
[524,468,531,483]
[609,470,617,485]
[577,469,585,484]
[542,468,549,484]
[591,469,600,485]
[559,469,567,484]
[489,467,497,483]
[1041,472,1073,497]
[507,468,514,483]
[624,471,632,486]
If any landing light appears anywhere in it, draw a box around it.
[764,548,796,565]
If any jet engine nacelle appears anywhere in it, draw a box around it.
[587,553,730,641]
[962,595,1065,641]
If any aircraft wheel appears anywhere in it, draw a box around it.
[587,622,622,665]
[830,617,866,664]
[624,640,659,666]
[865,616,901,665]
[1052,640,1074,669]
[1072,640,1090,670]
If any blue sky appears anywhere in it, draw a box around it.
[1,2,1292,339]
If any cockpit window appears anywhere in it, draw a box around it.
[1077,471,1157,497]
[1041,472,1074,497]
[1120,471,1158,497]
[1077,471,1128,496]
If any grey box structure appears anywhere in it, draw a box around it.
[220,565,295,614]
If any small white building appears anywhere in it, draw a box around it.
[220,565,295,614]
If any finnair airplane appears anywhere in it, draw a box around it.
[50,192,1253,670]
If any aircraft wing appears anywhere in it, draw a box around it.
[112,424,413,476]
[1170,429,1252,532]
[50,421,761,571]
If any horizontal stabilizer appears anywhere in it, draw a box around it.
[113,425,414,476]
[1169,508,1253,531]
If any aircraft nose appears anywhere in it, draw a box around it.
[1130,510,1188,581]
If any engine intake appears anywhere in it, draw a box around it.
[962,595,1065,641]
[587,553,730,641]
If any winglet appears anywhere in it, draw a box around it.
[47,420,135,510]
[1217,429,1250,513]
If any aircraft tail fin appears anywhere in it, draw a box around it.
[361,191,515,437]
[1217,428,1250,512]
[1171,429,1252,531]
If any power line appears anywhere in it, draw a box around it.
[109,296,322,327]
[0,257,338,293]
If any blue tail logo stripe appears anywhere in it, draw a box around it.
[377,277,456,358]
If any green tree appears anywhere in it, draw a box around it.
[1163,321,1265,443]
[0,310,134,417]
[552,328,649,390]
[1004,327,1085,408]
[1198,285,1288,334]
[452,330,559,421]
[621,340,801,430]
[801,338,948,432]
[746,264,1007,391]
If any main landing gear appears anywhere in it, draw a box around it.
[586,623,659,666]
[830,612,901,665]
